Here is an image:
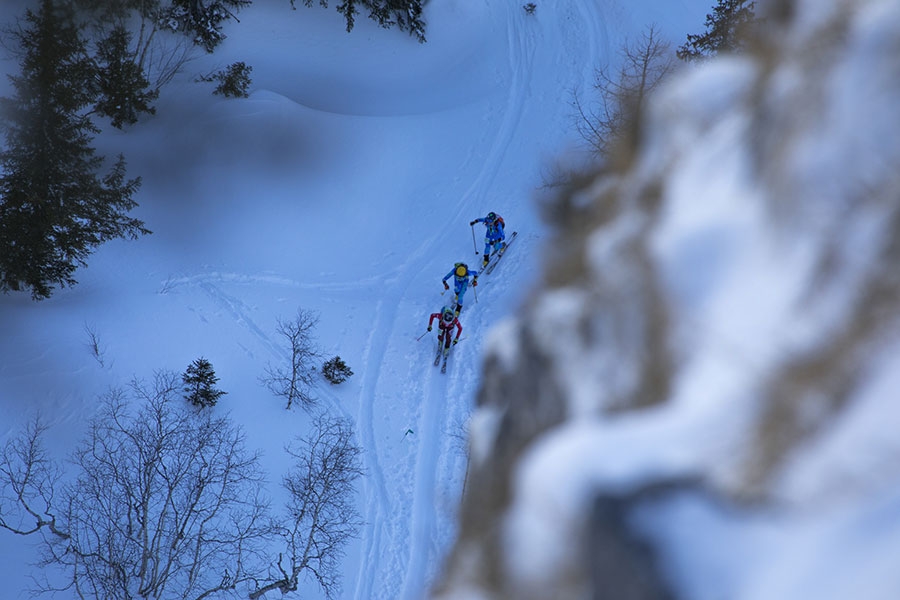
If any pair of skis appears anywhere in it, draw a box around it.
[481,230,517,275]
[433,337,466,373]
[433,344,451,373]
[416,330,455,373]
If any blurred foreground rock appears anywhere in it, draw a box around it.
[433,0,900,598]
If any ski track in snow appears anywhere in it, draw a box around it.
[391,3,539,597]
[195,280,283,359]
[353,285,402,600]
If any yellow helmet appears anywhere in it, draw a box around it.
[455,265,467,277]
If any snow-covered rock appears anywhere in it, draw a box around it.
[433,0,900,598]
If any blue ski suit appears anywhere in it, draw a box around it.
[442,264,479,314]
[471,213,506,256]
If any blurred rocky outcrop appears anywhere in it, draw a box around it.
[433,0,900,598]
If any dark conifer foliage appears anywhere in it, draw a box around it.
[292,0,427,43]
[198,60,253,97]
[94,25,159,128]
[677,0,757,61]
[182,357,228,408]
[163,0,253,52]
[322,355,353,384]
[0,0,148,300]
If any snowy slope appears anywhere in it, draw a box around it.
[0,1,711,598]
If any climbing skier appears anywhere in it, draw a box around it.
[470,211,507,268]
[442,262,478,315]
[428,305,463,361]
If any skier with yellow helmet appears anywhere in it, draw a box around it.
[441,262,478,315]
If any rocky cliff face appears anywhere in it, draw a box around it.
[433,0,900,598]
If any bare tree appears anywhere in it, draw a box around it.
[2,373,272,599]
[0,416,65,539]
[250,413,363,600]
[262,310,321,410]
[574,25,677,161]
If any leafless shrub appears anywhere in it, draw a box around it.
[573,25,677,163]
[158,274,177,294]
[83,322,106,367]
[262,310,321,410]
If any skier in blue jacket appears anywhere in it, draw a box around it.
[470,211,506,268]
[442,262,478,315]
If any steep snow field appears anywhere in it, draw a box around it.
[0,1,710,598]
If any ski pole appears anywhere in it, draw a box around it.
[416,330,430,342]
[471,224,479,255]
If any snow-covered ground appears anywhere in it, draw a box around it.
[0,1,711,598]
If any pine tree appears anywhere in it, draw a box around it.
[94,25,159,128]
[322,356,353,384]
[182,358,227,408]
[0,0,149,300]
[677,0,757,61]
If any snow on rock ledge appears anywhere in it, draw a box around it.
[433,0,900,598]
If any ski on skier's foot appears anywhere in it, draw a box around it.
[434,345,442,366]
[440,353,449,373]
[484,231,518,275]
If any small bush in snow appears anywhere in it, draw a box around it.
[322,356,353,384]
